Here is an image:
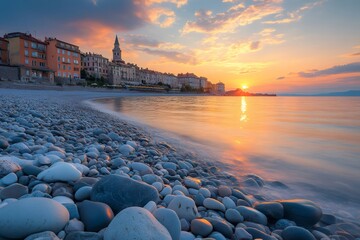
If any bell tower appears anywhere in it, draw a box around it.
[112,35,124,63]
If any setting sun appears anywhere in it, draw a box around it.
[242,85,249,90]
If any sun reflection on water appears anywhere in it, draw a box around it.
[240,96,247,122]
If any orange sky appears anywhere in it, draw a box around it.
[1,0,360,93]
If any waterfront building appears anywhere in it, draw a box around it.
[45,37,81,80]
[177,73,203,89]
[215,82,225,94]
[4,32,54,82]
[81,52,109,79]
[107,62,137,86]
[0,37,9,64]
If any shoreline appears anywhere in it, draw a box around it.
[0,87,359,239]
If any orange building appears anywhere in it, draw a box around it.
[0,37,9,64]
[4,32,54,82]
[45,37,81,80]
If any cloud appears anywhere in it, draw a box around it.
[182,1,283,34]
[141,48,197,64]
[147,7,176,28]
[277,76,285,80]
[341,44,360,58]
[0,0,148,36]
[299,62,360,78]
[125,34,161,47]
[263,0,325,24]
[142,0,187,8]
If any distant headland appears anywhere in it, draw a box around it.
[225,88,277,96]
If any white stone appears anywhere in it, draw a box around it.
[53,196,75,204]
[168,196,199,221]
[38,162,82,182]
[104,207,171,240]
[119,144,135,156]
[0,197,69,239]
[154,208,181,240]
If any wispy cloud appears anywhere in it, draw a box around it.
[141,0,188,8]
[341,44,360,58]
[182,1,283,34]
[299,62,360,78]
[263,0,325,24]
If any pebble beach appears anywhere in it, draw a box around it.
[0,88,359,240]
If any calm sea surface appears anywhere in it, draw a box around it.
[96,96,360,221]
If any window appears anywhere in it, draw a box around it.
[58,64,60,69]
[24,41,28,47]
[25,58,29,64]
[58,72,61,77]
[25,50,29,56]
[68,73,71,78]
[26,70,30,76]
[63,65,65,70]
[31,51,38,57]
[40,62,45,67]
[62,57,65,62]
[57,56,60,62]
[31,42,37,48]
[67,51,70,56]
[68,66,71,70]
[62,50,65,54]
[63,72,66,77]
[32,60,36,66]
[67,58,70,63]
[74,59,79,64]
[57,48,60,54]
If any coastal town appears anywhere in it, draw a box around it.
[0,32,225,94]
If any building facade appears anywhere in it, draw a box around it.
[4,32,53,82]
[0,37,9,65]
[177,73,202,89]
[81,52,109,79]
[215,82,225,94]
[45,37,81,80]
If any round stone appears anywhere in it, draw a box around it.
[279,199,322,227]
[225,209,244,224]
[154,208,181,240]
[203,198,226,212]
[1,172,18,185]
[218,185,232,197]
[37,162,82,182]
[0,198,69,239]
[0,159,21,178]
[104,207,172,240]
[282,226,316,240]
[204,217,233,239]
[255,202,284,219]
[184,177,201,189]
[236,206,268,225]
[0,183,28,199]
[75,186,92,201]
[168,195,199,221]
[130,162,153,176]
[91,174,159,214]
[24,231,61,240]
[119,144,135,156]
[77,200,114,232]
[234,228,252,240]
[191,218,213,237]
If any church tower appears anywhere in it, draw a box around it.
[112,35,124,64]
